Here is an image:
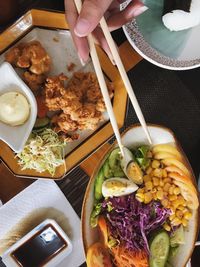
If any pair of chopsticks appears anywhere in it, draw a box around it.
[74,0,152,157]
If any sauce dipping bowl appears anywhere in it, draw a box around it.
[2,219,73,267]
[0,62,37,153]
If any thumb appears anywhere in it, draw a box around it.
[74,0,113,37]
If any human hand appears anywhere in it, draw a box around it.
[65,0,148,63]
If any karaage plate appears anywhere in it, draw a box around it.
[0,9,128,179]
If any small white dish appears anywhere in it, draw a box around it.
[0,180,85,267]
[2,219,73,267]
[0,62,37,152]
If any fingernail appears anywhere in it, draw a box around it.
[78,53,90,66]
[75,18,91,37]
[80,57,86,66]
[133,5,148,17]
[78,53,86,66]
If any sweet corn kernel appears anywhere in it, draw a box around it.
[163,183,171,192]
[184,211,192,220]
[143,175,151,182]
[166,204,171,209]
[145,181,153,191]
[152,160,160,169]
[163,223,171,231]
[162,169,168,178]
[137,188,145,194]
[169,185,175,195]
[146,167,153,175]
[169,214,176,221]
[177,205,185,211]
[183,208,189,213]
[177,195,186,205]
[136,193,144,202]
[186,201,192,208]
[173,187,181,195]
[169,195,178,201]
[170,206,176,214]
[163,178,172,184]
[144,192,153,204]
[182,218,188,227]
[151,188,157,194]
[171,217,181,226]
[171,200,178,209]
[153,193,158,201]
[153,168,163,178]
[159,180,165,187]
[163,191,168,197]
[152,177,160,186]
[161,199,169,208]
[157,186,162,191]
[156,190,164,200]
[176,210,183,219]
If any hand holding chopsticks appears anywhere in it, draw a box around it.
[74,0,125,157]
[74,0,152,155]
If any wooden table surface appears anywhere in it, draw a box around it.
[0,40,142,204]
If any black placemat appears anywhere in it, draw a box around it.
[126,60,200,178]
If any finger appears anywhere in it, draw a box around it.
[65,0,89,62]
[107,0,148,31]
[74,0,113,37]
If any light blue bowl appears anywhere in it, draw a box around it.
[123,0,200,70]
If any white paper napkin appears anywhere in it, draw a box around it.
[0,180,85,267]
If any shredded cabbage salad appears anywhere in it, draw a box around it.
[17,129,66,176]
[102,194,171,252]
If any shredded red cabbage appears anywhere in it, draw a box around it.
[102,194,171,252]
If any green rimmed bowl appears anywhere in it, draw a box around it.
[123,0,200,70]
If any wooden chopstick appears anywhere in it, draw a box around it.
[74,0,125,157]
[99,18,152,145]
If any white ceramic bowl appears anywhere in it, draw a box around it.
[82,124,199,267]
[0,62,37,152]
[2,219,73,267]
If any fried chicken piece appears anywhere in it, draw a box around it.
[5,41,51,75]
[76,103,103,130]
[45,74,68,111]
[61,87,83,113]
[58,132,79,142]
[52,113,79,132]
[45,72,114,135]
[5,43,25,66]
[23,71,46,91]
[17,41,51,75]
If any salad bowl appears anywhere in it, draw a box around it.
[82,124,199,267]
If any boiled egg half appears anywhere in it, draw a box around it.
[102,177,138,198]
